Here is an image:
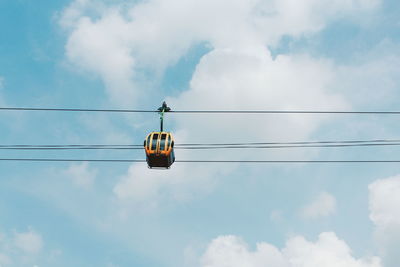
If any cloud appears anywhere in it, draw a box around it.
[112,33,349,209]
[13,229,43,254]
[0,253,12,266]
[58,0,101,29]
[59,0,379,106]
[334,40,400,110]
[0,228,45,266]
[113,46,349,205]
[369,175,400,226]
[64,11,138,105]
[300,191,337,219]
[252,0,380,45]
[169,47,347,142]
[64,162,97,188]
[201,232,381,267]
[201,235,288,267]
[369,175,400,266]
[60,0,381,205]
[270,210,284,223]
[113,142,223,208]
[122,47,344,199]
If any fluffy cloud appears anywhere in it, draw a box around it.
[0,253,11,266]
[0,228,44,266]
[300,191,336,219]
[369,175,400,267]
[60,0,381,204]
[60,0,379,105]
[201,233,381,267]
[13,229,43,254]
[169,47,346,142]
[369,175,400,227]
[252,0,380,45]
[114,46,346,204]
[113,142,226,207]
[63,11,137,105]
[334,40,400,110]
[64,162,97,188]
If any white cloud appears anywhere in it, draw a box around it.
[59,0,382,205]
[334,40,400,110]
[59,0,379,106]
[300,191,337,219]
[0,228,46,266]
[113,47,348,205]
[13,229,43,254]
[64,12,137,105]
[113,141,224,207]
[369,175,400,227]
[0,253,12,265]
[169,47,347,143]
[255,0,380,43]
[58,0,99,29]
[270,210,284,223]
[369,175,400,266]
[201,232,381,267]
[64,162,97,188]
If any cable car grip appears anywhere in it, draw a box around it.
[157,101,171,132]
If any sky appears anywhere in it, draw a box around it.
[0,0,400,266]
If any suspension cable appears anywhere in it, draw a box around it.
[1,158,400,163]
[3,106,400,114]
[2,139,400,150]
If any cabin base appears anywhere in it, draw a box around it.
[146,154,175,169]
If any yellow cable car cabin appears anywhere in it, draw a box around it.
[144,132,175,168]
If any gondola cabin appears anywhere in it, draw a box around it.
[144,132,175,169]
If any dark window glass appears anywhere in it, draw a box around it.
[160,134,167,150]
[146,135,151,149]
[166,135,171,149]
[151,134,159,150]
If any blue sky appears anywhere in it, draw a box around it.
[1,0,400,266]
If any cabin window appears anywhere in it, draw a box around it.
[167,135,172,149]
[160,134,167,150]
[151,134,159,150]
[146,135,151,149]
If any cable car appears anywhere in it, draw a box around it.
[144,102,175,169]
[144,132,175,168]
